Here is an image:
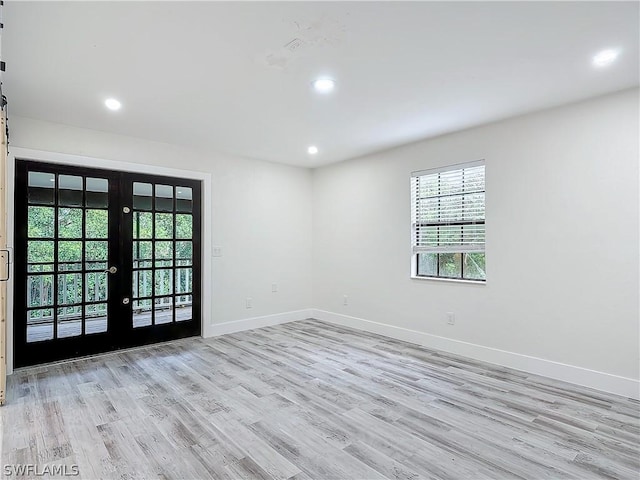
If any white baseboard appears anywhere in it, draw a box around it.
[311,309,640,401]
[204,309,313,337]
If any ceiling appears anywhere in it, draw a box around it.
[3,2,639,168]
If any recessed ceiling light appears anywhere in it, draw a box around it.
[307,145,319,155]
[592,49,620,68]
[312,78,335,93]
[104,98,122,111]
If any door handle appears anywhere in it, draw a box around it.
[104,266,118,274]
[0,249,10,282]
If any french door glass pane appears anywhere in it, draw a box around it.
[175,268,192,294]
[155,213,173,238]
[85,272,108,302]
[134,241,153,259]
[58,273,82,305]
[176,187,193,213]
[86,178,108,208]
[133,299,152,328]
[155,241,173,267]
[28,172,55,205]
[133,241,153,268]
[176,295,192,322]
[59,241,82,263]
[133,212,153,239]
[154,269,173,296]
[58,175,83,206]
[155,296,173,324]
[134,269,153,299]
[155,185,173,212]
[57,306,82,338]
[28,206,55,238]
[58,208,83,238]
[176,214,192,239]
[85,303,108,334]
[86,209,108,238]
[133,182,153,210]
[27,309,54,342]
[176,241,192,266]
[27,275,53,307]
[28,241,54,264]
[85,241,108,261]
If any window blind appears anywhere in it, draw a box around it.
[411,161,485,254]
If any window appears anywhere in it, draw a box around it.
[411,161,485,281]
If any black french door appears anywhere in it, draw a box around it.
[14,160,201,367]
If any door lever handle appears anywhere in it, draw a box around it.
[104,266,118,274]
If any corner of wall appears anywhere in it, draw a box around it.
[311,309,640,400]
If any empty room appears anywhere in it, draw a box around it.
[0,1,638,479]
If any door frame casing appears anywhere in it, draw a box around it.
[6,147,213,374]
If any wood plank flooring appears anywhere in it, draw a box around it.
[2,319,639,479]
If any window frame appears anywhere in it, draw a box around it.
[410,160,486,283]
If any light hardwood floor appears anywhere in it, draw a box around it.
[2,319,639,479]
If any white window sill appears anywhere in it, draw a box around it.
[411,275,486,285]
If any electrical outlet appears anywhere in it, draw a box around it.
[272,283,278,293]
[343,295,348,306]
[447,312,455,325]
[246,297,253,309]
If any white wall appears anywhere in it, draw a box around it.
[9,115,313,329]
[7,89,640,398]
[312,88,640,395]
